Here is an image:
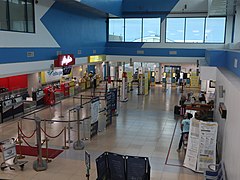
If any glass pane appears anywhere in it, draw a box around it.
[26,0,34,32]
[0,0,8,30]
[185,18,205,43]
[166,18,185,43]
[9,0,27,32]
[205,17,226,43]
[125,18,142,42]
[142,18,160,42]
[109,19,124,42]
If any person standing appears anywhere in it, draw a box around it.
[177,112,193,152]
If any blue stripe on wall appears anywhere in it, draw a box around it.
[107,42,206,57]
[205,50,227,67]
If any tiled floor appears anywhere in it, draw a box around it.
[0,84,203,180]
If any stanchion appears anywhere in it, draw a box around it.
[59,101,64,118]
[73,106,85,150]
[67,111,73,144]
[62,127,69,149]
[33,117,48,171]
[45,137,51,163]
[80,95,83,108]
[16,122,25,159]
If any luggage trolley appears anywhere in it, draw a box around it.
[0,138,28,171]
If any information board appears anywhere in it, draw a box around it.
[91,97,100,124]
[184,119,218,173]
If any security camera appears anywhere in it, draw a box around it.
[35,0,38,4]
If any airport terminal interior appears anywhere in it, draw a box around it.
[1,0,240,179]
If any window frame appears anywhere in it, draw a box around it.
[165,16,226,44]
[107,17,161,43]
[0,0,35,33]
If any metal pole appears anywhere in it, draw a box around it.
[67,110,73,143]
[59,101,64,118]
[62,127,69,149]
[33,117,47,171]
[73,106,85,150]
[80,95,83,108]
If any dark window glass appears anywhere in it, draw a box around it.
[0,0,8,30]
[9,0,27,32]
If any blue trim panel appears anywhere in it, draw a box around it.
[205,50,227,67]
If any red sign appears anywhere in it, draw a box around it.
[54,54,75,67]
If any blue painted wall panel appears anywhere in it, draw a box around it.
[41,2,106,49]
[122,0,179,14]
[106,43,205,57]
[81,0,122,16]
[205,50,227,67]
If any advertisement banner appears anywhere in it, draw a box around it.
[91,97,100,124]
[184,119,218,173]
[41,69,63,84]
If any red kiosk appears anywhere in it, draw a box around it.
[43,86,55,105]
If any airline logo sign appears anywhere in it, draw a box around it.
[54,54,75,67]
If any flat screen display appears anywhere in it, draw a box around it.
[62,66,72,75]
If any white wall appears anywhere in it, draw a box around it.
[214,68,240,180]
[0,57,87,78]
[200,66,217,81]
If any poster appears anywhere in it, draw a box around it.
[183,119,218,173]
[183,119,200,171]
[190,76,199,88]
[91,97,100,124]
[197,121,218,172]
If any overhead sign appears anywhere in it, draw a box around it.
[54,54,75,67]
[88,55,106,63]
[41,69,63,84]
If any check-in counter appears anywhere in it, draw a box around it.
[0,98,13,123]
[32,89,45,107]
[13,95,24,117]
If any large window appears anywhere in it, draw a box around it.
[166,17,226,43]
[166,18,185,43]
[185,18,205,43]
[125,18,142,42]
[142,18,160,42]
[108,17,161,42]
[108,18,124,42]
[205,17,226,43]
[0,0,35,33]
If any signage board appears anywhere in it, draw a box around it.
[85,151,91,169]
[91,97,100,124]
[88,55,106,63]
[54,54,75,67]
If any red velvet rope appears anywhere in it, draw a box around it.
[40,127,64,139]
[18,125,36,139]
[21,136,36,148]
